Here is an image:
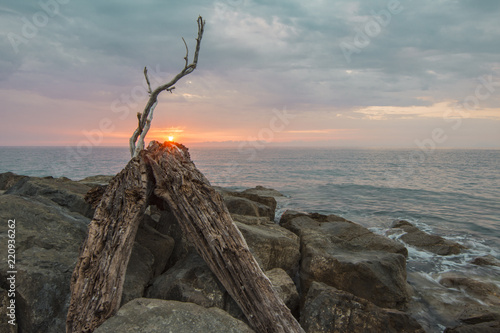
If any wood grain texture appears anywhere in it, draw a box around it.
[145,141,304,333]
[67,141,304,333]
[66,154,153,333]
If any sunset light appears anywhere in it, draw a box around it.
[167,136,174,142]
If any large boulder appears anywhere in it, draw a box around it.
[0,172,27,191]
[223,196,275,221]
[301,282,424,333]
[146,252,226,309]
[265,268,299,316]
[0,175,176,332]
[215,187,278,221]
[281,211,410,310]
[121,242,155,306]
[5,175,93,218]
[0,194,89,333]
[135,219,175,277]
[235,222,300,276]
[156,210,197,267]
[391,220,466,255]
[94,298,255,333]
[241,186,284,198]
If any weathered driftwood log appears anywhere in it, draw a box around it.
[144,141,305,333]
[67,141,304,333]
[66,155,153,333]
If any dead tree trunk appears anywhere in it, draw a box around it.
[144,141,305,333]
[67,141,304,333]
[66,155,153,333]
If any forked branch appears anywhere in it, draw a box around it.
[129,15,205,157]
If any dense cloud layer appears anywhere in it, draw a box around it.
[1,0,499,147]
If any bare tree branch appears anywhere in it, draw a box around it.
[143,67,152,95]
[130,16,205,158]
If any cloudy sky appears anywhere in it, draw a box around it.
[1,0,499,148]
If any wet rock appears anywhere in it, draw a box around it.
[444,320,500,333]
[470,255,500,267]
[447,310,500,333]
[121,243,155,306]
[439,273,500,305]
[281,211,410,310]
[94,298,255,333]
[146,252,226,309]
[458,310,500,325]
[0,194,88,333]
[407,271,500,331]
[5,175,93,218]
[235,222,300,275]
[391,220,466,255]
[301,282,424,333]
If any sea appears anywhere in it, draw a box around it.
[1,146,499,331]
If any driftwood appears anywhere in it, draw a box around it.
[67,141,304,333]
[66,156,153,333]
[129,16,205,158]
[145,141,305,333]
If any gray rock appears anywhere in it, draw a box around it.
[282,211,407,256]
[235,222,300,276]
[146,252,226,309]
[121,242,155,306]
[0,195,89,333]
[135,220,175,277]
[281,211,410,310]
[94,298,255,333]
[392,220,466,255]
[5,175,93,218]
[157,210,197,267]
[231,214,273,226]
[265,268,299,315]
[439,273,500,306]
[77,175,114,186]
[0,172,27,191]
[224,196,274,221]
[444,321,500,333]
[241,185,285,198]
[470,255,500,267]
[0,287,17,332]
[301,282,424,333]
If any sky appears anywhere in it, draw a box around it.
[1,0,499,148]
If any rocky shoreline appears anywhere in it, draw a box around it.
[1,172,499,332]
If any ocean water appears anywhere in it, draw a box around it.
[1,146,499,331]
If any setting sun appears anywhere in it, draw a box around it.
[167,136,174,142]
